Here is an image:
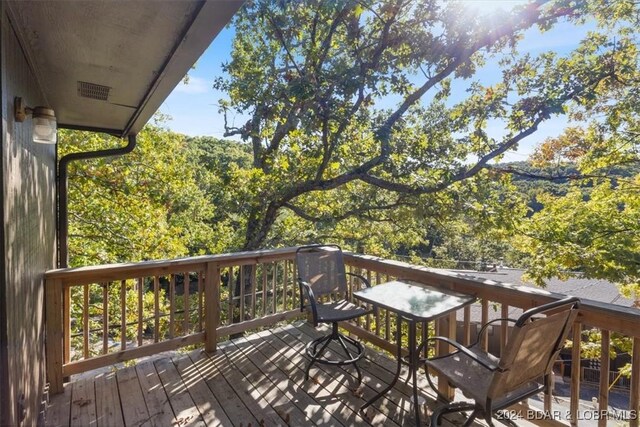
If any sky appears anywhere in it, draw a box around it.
[159,1,594,162]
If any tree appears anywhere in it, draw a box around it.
[61,121,215,266]
[510,124,640,295]
[214,0,640,251]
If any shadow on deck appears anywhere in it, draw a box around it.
[46,321,558,426]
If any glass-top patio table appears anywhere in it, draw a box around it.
[353,280,476,426]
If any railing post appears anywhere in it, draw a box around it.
[436,312,456,401]
[570,322,582,426]
[630,337,640,427]
[598,330,611,427]
[45,279,64,394]
[204,262,219,353]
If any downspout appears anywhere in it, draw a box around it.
[57,134,137,268]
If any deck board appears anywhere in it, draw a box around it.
[95,372,124,427]
[116,364,151,426]
[155,357,206,427]
[69,377,97,426]
[135,360,175,427]
[48,322,552,427]
[45,383,71,427]
[172,354,233,427]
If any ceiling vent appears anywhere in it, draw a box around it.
[77,81,111,101]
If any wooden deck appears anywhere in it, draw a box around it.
[45,322,553,426]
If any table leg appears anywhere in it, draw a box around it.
[409,319,421,425]
[359,315,404,415]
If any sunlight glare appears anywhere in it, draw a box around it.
[458,0,528,15]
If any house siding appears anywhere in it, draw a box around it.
[1,7,57,426]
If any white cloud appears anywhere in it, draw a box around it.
[173,76,212,94]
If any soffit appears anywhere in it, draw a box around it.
[6,0,243,137]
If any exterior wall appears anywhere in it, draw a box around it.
[1,7,57,425]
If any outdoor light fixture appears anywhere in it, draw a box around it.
[14,97,57,144]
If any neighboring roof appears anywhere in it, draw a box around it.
[6,0,243,137]
[445,268,636,323]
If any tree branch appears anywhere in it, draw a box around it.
[283,200,413,222]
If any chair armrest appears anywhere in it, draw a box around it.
[345,272,371,288]
[426,336,499,371]
[298,279,319,326]
[472,318,518,348]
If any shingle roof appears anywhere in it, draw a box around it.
[443,268,636,323]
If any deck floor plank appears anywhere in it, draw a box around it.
[135,360,176,427]
[69,377,97,427]
[171,354,233,427]
[154,357,206,427]
[116,364,151,426]
[46,383,72,427]
[95,372,124,427]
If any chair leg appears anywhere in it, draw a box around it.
[482,411,496,427]
[337,334,362,385]
[431,403,477,427]
[462,409,480,427]
[305,334,333,381]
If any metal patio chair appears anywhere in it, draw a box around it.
[426,297,580,426]
[296,244,373,384]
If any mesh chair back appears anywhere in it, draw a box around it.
[488,298,579,399]
[296,245,348,298]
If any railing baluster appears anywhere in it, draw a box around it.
[137,277,143,347]
[153,276,159,343]
[292,260,298,311]
[598,329,611,427]
[463,305,471,346]
[251,265,256,319]
[184,271,190,335]
[630,337,640,427]
[198,271,204,332]
[500,303,508,356]
[385,309,390,341]
[239,265,245,322]
[366,270,371,331]
[204,262,218,353]
[262,264,267,316]
[481,299,489,351]
[102,283,109,354]
[271,263,277,315]
[83,284,89,359]
[169,274,175,338]
[228,266,234,325]
[64,285,71,364]
[283,260,288,311]
[120,280,127,351]
[570,322,582,426]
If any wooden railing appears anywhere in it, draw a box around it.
[44,248,640,426]
[342,252,640,427]
[44,247,301,395]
